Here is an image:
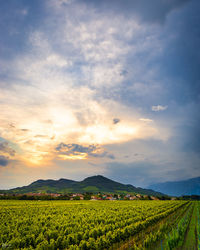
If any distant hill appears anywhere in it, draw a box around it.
[148,177,200,196]
[0,175,165,197]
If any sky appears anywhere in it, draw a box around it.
[0,0,200,189]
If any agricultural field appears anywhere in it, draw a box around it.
[0,200,199,249]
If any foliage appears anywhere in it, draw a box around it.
[0,175,166,196]
[0,200,189,249]
[197,202,200,250]
[165,203,193,249]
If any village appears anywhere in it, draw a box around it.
[0,192,170,200]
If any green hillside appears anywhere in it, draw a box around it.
[0,175,165,196]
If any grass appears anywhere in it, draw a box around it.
[181,202,197,250]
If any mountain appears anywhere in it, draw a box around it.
[0,175,165,197]
[148,177,200,196]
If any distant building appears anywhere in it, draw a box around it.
[150,196,159,200]
[129,196,137,200]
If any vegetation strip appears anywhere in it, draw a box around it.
[197,203,200,250]
[164,202,193,249]
[181,202,198,250]
[0,200,188,249]
[115,201,191,249]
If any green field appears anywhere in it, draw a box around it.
[0,200,199,249]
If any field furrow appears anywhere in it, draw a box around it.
[0,200,198,250]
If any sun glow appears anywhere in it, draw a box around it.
[0,114,160,165]
[58,153,88,160]
[79,123,138,144]
[0,86,162,166]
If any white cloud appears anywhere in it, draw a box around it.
[152,105,168,111]
[139,118,153,123]
[0,1,171,166]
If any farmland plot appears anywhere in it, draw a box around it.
[0,200,194,249]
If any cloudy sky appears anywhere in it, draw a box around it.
[0,0,200,189]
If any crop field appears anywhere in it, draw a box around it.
[0,200,199,249]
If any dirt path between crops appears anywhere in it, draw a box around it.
[180,202,198,250]
[152,202,192,250]
[112,202,190,250]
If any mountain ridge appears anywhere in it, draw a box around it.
[0,175,165,197]
[148,176,200,196]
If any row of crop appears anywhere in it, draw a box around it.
[41,202,188,249]
[163,202,193,249]
[0,200,188,249]
[142,201,191,249]
[197,202,200,250]
[35,203,188,250]
[2,200,179,228]
[84,201,188,250]
[1,202,187,249]
[115,201,191,249]
[0,201,180,240]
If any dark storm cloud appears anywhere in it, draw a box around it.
[82,0,190,23]
[159,0,200,103]
[106,161,162,187]
[56,143,115,159]
[106,159,199,188]
[171,124,200,153]
[103,0,200,108]
[0,155,9,166]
